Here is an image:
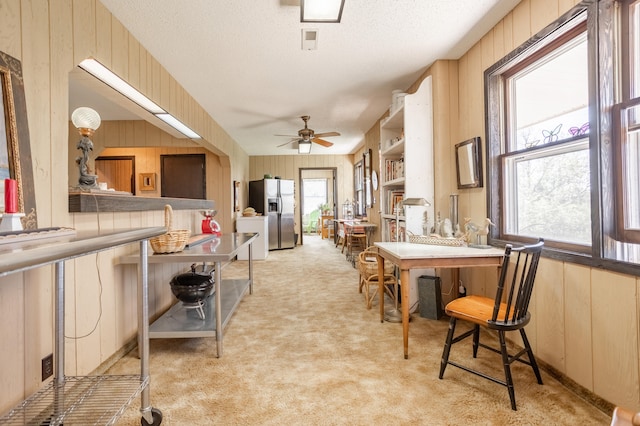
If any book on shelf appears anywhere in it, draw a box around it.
[384,158,404,181]
[386,217,406,242]
[385,189,404,215]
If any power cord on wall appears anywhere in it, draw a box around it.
[65,193,104,339]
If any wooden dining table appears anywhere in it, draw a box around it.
[374,241,505,359]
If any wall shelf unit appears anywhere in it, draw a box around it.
[379,76,435,242]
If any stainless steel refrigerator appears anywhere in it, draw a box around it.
[249,178,295,250]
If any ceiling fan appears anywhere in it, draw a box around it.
[276,115,340,149]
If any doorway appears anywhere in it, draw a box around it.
[95,156,135,194]
[160,154,206,199]
[299,167,337,245]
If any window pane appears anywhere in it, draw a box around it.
[303,179,327,215]
[504,144,591,244]
[510,35,589,151]
[622,105,640,230]
[631,1,640,98]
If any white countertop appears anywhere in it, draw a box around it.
[374,241,504,259]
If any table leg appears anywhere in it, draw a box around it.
[376,253,385,322]
[400,268,410,359]
[215,260,223,357]
[248,242,253,295]
[452,267,459,298]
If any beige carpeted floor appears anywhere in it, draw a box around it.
[112,235,611,425]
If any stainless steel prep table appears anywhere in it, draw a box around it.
[0,226,167,426]
[119,232,257,358]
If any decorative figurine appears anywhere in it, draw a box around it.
[71,107,101,190]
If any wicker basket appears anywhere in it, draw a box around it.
[407,232,467,247]
[149,205,191,254]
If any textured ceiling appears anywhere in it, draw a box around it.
[75,0,520,155]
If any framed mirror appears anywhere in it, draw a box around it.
[455,137,483,189]
[0,51,37,228]
[363,148,372,208]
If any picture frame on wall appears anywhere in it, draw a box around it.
[455,136,483,189]
[139,173,156,191]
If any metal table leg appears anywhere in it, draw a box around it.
[215,260,223,357]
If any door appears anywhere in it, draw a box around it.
[94,156,135,194]
[160,154,206,199]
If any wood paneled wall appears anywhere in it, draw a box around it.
[452,0,640,412]
[0,0,248,412]
[248,155,355,239]
[67,120,230,231]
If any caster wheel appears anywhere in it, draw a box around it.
[141,407,162,426]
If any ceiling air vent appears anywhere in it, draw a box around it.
[302,29,318,50]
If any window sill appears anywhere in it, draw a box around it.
[490,238,640,276]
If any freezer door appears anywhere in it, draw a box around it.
[279,213,295,249]
[267,212,279,250]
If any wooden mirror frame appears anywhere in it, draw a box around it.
[0,51,37,228]
[455,137,483,189]
[364,148,372,208]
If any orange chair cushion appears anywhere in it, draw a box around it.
[445,295,508,326]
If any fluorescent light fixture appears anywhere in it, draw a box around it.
[78,58,201,139]
[301,0,345,23]
[79,59,164,114]
[298,140,312,154]
[156,114,201,139]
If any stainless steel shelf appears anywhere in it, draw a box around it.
[149,278,250,338]
[0,375,147,425]
[0,228,166,426]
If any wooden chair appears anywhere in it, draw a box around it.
[439,238,545,411]
[336,221,346,250]
[345,225,367,265]
[357,247,397,309]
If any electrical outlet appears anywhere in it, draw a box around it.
[42,354,54,381]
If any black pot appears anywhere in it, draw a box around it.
[170,264,214,304]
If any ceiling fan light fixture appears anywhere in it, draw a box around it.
[300,0,345,23]
[298,140,312,154]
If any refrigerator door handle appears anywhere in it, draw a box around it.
[277,197,282,214]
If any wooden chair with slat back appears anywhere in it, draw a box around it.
[439,238,545,411]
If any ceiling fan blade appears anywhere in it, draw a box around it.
[277,139,297,147]
[274,134,299,137]
[312,138,334,147]
[314,131,340,138]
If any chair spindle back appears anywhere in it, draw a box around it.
[491,239,544,327]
